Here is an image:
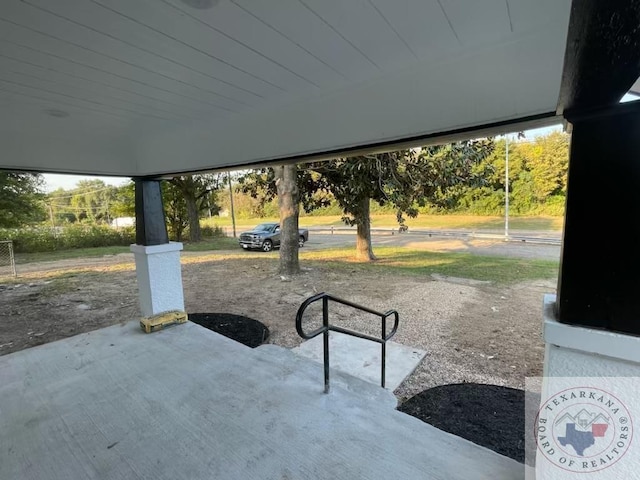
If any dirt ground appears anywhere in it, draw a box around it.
[0,251,554,403]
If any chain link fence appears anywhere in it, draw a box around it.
[0,241,17,278]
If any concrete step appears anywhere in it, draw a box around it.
[290,331,427,390]
[256,343,398,408]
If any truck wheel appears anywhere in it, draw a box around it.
[298,236,305,248]
[262,240,273,252]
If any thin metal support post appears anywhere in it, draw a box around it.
[323,295,330,394]
[381,315,387,388]
[227,171,237,238]
[381,343,386,389]
[505,135,510,239]
[8,241,16,277]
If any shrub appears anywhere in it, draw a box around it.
[301,202,342,216]
[0,225,136,253]
[535,195,566,216]
[200,224,226,238]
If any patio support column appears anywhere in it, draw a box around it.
[557,102,640,333]
[542,0,640,380]
[543,102,640,378]
[130,178,185,317]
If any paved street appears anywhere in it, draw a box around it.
[303,231,561,261]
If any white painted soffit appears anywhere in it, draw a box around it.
[0,0,571,176]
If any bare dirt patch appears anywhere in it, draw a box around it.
[0,252,553,400]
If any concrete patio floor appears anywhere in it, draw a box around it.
[0,321,523,479]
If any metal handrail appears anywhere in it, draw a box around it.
[295,292,399,393]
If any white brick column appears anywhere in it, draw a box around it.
[130,242,185,317]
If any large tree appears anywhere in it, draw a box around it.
[69,179,117,223]
[169,174,223,242]
[308,140,495,260]
[110,181,135,219]
[0,171,45,227]
[518,131,570,200]
[238,167,330,275]
[162,180,189,242]
[274,165,300,274]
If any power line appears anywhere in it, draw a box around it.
[48,203,114,212]
[46,186,117,199]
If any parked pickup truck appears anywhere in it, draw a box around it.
[239,222,309,252]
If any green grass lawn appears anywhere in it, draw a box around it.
[203,214,564,232]
[300,247,559,284]
[14,237,238,264]
[15,246,132,264]
[182,237,239,251]
[12,241,557,285]
[181,246,558,284]
[11,222,558,285]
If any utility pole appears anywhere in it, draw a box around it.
[505,135,510,239]
[47,203,56,229]
[228,171,237,238]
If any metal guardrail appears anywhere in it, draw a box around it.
[296,292,399,393]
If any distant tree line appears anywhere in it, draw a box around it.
[41,175,224,243]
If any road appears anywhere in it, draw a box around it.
[303,231,561,261]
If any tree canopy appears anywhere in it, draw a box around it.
[168,174,223,242]
[457,131,570,215]
[0,172,45,228]
[307,140,495,259]
[239,139,495,261]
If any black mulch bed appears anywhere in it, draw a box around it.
[398,383,540,464]
[188,313,269,348]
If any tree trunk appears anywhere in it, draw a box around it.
[275,164,300,275]
[185,194,201,242]
[355,198,376,261]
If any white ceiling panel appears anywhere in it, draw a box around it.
[0,40,238,115]
[233,0,379,81]
[368,0,459,61]
[0,64,205,123]
[88,0,312,93]
[295,0,417,69]
[163,0,347,89]
[0,19,249,113]
[439,0,512,45]
[506,0,566,34]
[0,92,138,139]
[0,0,573,177]
[2,1,268,102]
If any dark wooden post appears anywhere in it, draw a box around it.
[134,178,169,246]
[557,102,640,334]
[554,0,640,334]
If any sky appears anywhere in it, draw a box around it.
[42,174,129,192]
[42,92,640,193]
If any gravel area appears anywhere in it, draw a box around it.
[297,276,552,402]
[1,254,554,405]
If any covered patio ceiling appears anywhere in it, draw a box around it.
[0,0,571,177]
